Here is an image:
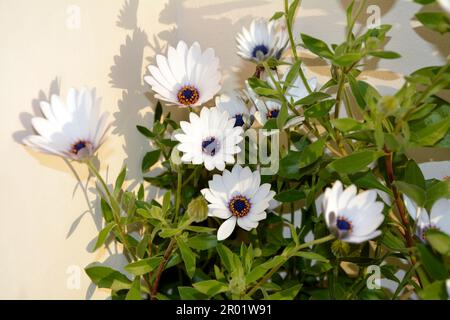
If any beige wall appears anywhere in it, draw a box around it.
[0,0,449,299]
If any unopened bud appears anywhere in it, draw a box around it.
[378,95,399,116]
[331,239,350,257]
[187,196,209,222]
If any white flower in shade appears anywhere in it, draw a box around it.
[23,88,110,161]
[404,195,450,241]
[174,107,243,171]
[321,181,385,243]
[201,165,275,241]
[215,91,251,128]
[438,0,450,14]
[144,41,221,108]
[236,18,288,62]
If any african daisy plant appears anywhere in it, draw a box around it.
[23,0,450,300]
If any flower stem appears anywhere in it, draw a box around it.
[246,234,335,297]
[151,238,177,299]
[175,167,183,223]
[284,0,312,93]
[85,159,137,261]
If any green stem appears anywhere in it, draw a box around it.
[85,159,137,261]
[284,0,312,93]
[175,167,183,223]
[246,234,335,297]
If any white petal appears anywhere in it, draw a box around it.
[217,217,237,241]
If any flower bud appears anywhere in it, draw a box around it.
[331,239,350,257]
[187,196,209,222]
[228,274,246,295]
[377,95,399,116]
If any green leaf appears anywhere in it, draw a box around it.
[177,238,196,278]
[404,160,426,189]
[327,151,384,174]
[263,284,302,300]
[333,53,362,67]
[293,251,329,262]
[348,76,380,110]
[193,280,228,296]
[331,118,363,132]
[277,103,289,129]
[136,125,155,139]
[154,101,163,122]
[124,257,163,276]
[283,60,303,91]
[274,190,306,202]
[394,181,426,207]
[301,33,334,59]
[350,171,392,195]
[411,117,450,147]
[416,244,447,280]
[85,264,131,291]
[279,138,326,179]
[114,167,127,195]
[178,287,208,300]
[94,222,116,250]
[294,92,331,106]
[368,51,401,59]
[270,11,285,21]
[426,229,450,256]
[419,280,447,300]
[100,198,114,222]
[413,0,436,4]
[425,180,450,209]
[187,234,218,250]
[246,256,285,284]
[162,190,172,215]
[304,99,336,118]
[287,0,300,25]
[142,150,161,172]
[125,278,142,300]
[263,118,278,130]
[185,225,216,233]
[416,12,450,34]
[216,244,238,273]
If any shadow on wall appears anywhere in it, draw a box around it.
[11,78,70,172]
[413,3,450,58]
[156,0,270,92]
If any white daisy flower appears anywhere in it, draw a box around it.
[321,180,385,243]
[23,88,110,161]
[201,164,276,241]
[144,41,221,108]
[236,18,288,63]
[174,107,243,171]
[404,195,450,241]
[215,91,251,128]
[438,0,450,14]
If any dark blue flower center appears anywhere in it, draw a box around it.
[234,114,245,127]
[71,140,88,155]
[202,137,219,156]
[252,44,269,58]
[266,109,279,119]
[229,195,251,217]
[336,217,352,231]
[177,85,200,106]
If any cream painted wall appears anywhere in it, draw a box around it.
[0,0,449,299]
